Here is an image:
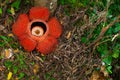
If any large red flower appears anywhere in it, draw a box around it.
[12,7,62,54]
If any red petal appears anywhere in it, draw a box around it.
[18,33,28,40]
[29,7,49,21]
[12,14,29,37]
[48,17,62,38]
[19,36,37,52]
[36,36,58,54]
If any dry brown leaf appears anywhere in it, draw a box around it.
[15,78,18,80]
[66,31,71,39]
[0,25,5,31]
[1,49,13,59]
[35,56,44,63]
[13,49,19,53]
[60,20,63,25]
[0,66,5,71]
[33,64,40,74]
[8,33,14,37]
[90,71,106,80]
[100,66,109,77]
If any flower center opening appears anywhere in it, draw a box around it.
[35,29,40,34]
[31,22,47,37]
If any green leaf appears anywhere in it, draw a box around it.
[97,44,108,57]
[18,72,25,79]
[5,0,9,4]
[64,9,70,16]
[102,50,109,57]
[7,9,12,14]
[0,42,6,47]
[106,27,113,35]
[50,77,55,80]
[112,45,120,58]
[112,49,119,58]
[4,61,13,69]
[114,23,120,33]
[20,59,24,65]
[11,0,21,10]
[83,0,89,6]
[106,65,112,74]
[102,56,112,65]
[81,37,87,43]
[0,8,2,15]
[31,62,35,65]
[61,0,65,5]
[0,36,12,41]
[71,0,76,3]
[13,66,18,74]
[10,7,15,15]
[0,36,8,40]
[45,73,51,80]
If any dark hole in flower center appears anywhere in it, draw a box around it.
[31,22,47,36]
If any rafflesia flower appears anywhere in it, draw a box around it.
[12,7,62,54]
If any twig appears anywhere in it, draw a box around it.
[88,15,120,48]
[88,17,103,39]
[71,10,86,23]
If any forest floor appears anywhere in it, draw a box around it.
[0,0,120,80]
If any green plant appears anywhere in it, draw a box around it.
[45,71,56,80]
[58,0,89,7]
[81,0,120,75]
[4,53,29,79]
[0,8,2,15]
[0,36,12,47]
[0,35,18,48]
[6,0,30,15]
[58,0,89,15]
[11,0,21,11]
